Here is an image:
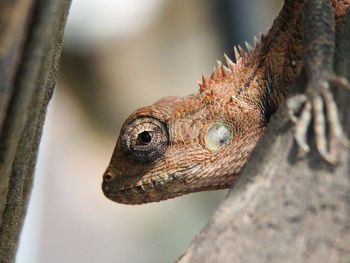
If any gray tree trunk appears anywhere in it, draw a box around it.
[177,8,350,263]
[0,0,71,262]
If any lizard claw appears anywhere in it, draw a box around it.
[287,73,350,163]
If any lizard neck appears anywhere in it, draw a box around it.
[247,0,304,117]
[200,0,304,122]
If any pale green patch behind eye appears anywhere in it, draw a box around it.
[204,122,231,150]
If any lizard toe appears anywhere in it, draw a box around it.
[288,73,349,163]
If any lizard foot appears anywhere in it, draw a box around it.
[287,73,350,163]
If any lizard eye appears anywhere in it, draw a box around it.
[120,116,169,163]
[137,131,152,145]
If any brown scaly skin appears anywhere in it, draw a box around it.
[102,0,349,204]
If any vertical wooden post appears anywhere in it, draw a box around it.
[0,0,71,261]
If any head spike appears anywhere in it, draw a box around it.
[202,74,208,84]
[223,65,230,72]
[202,74,209,86]
[198,81,204,90]
[237,45,245,57]
[215,61,224,78]
[254,36,260,47]
[233,46,240,62]
[210,67,217,80]
[245,41,253,53]
[224,53,235,71]
[199,74,209,92]
[221,64,228,77]
[216,60,223,66]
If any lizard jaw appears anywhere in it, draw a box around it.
[102,165,235,204]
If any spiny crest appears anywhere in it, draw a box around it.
[199,36,262,93]
[199,74,213,92]
[245,41,254,53]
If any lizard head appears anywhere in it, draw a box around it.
[101,7,305,204]
[102,76,266,204]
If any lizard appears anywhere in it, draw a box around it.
[102,0,350,205]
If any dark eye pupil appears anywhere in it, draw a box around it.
[138,131,152,144]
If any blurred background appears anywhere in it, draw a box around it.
[16,0,281,262]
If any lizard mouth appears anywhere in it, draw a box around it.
[101,168,195,204]
[101,164,232,204]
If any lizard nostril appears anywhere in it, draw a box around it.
[104,172,114,182]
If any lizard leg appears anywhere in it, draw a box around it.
[321,80,350,149]
[310,80,334,162]
[287,94,307,124]
[291,0,350,163]
[287,96,311,153]
[311,76,350,163]
[289,75,350,162]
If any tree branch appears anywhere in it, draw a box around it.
[0,0,71,261]
[177,8,350,263]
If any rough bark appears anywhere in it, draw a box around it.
[0,0,71,262]
[177,8,350,263]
